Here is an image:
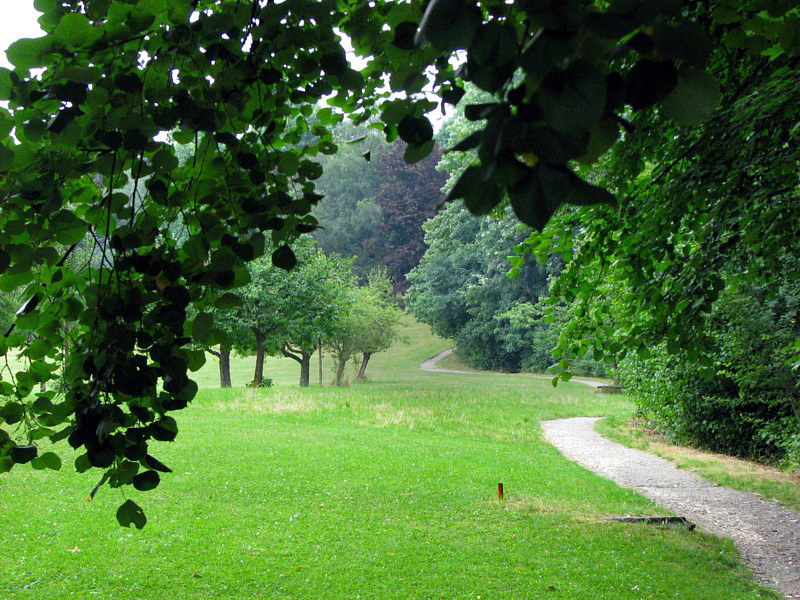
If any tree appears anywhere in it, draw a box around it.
[508,9,800,458]
[406,201,553,372]
[368,141,448,291]
[352,269,405,381]
[515,26,800,372]
[313,131,447,288]
[325,274,404,386]
[2,0,798,524]
[206,239,353,388]
[205,344,232,388]
[275,245,353,387]
[312,125,388,279]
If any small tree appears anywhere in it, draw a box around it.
[353,270,404,381]
[327,270,404,385]
[275,246,353,387]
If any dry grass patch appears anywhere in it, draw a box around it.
[599,418,800,511]
[360,402,435,429]
[214,388,334,414]
[493,495,602,521]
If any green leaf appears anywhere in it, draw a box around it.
[144,454,173,473]
[54,14,101,50]
[397,115,433,146]
[0,249,11,275]
[577,119,619,164]
[653,22,712,67]
[52,212,89,245]
[75,453,92,473]
[10,445,37,464]
[0,144,13,171]
[116,500,147,529]
[0,270,33,293]
[191,312,214,344]
[712,7,742,25]
[187,349,206,372]
[779,16,800,56]
[0,68,13,100]
[403,139,434,164]
[626,60,678,110]
[660,68,719,126]
[5,37,53,71]
[539,61,606,136]
[416,0,481,50]
[132,469,160,491]
[471,22,518,67]
[393,22,417,50]
[508,172,559,231]
[272,245,297,271]
[298,160,323,180]
[522,31,580,80]
[213,293,242,309]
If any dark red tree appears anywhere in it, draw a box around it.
[368,141,448,293]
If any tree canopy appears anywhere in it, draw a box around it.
[1,0,798,525]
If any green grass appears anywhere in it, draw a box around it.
[0,318,778,598]
[598,417,800,512]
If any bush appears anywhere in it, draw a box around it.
[620,281,800,467]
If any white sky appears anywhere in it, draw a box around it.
[0,2,451,126]
[0,1,44,69]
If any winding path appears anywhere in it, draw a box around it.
[422,349,800,598]
[420,348,604,388]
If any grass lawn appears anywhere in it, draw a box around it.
[0,319,778,598]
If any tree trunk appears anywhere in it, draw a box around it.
[356,353,371,381]
[281,344,311,387]
[253,333,265,387]
[610,359,619,387]
[299,354,310,387]
[219,346,232,388]
[318,338,323,386]
[334,353,348,386]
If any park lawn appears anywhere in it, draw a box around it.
[0,319,777,598]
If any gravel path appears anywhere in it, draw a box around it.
[542,417,800,598]
[420,348,604,388]
[421,349,800,598]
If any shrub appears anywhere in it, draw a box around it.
[620,281,800,467]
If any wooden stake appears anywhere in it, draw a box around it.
[498,482,504,501]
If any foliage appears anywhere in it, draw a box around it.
[217,237,352,387]
[619,280,800,466]
[508,13,800,461]
[325,269,405,385]
[501,298,607,378]
[517,34,800,374]
[350,269,406,381]
[406,203,553,372]
[313,132,446,288]
[312,125,388,279]
[0,292,18,338]
[368,141,447,290]
[1,0,798,522]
